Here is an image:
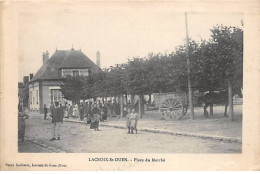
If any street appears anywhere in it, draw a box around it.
[19,115,242,153]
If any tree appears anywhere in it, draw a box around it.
[60,75,90,104]
[210,25,243,88]
[90,71,109,98]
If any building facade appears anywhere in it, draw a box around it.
[28,48,101,113]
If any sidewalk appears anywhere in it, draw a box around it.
[28,104,242,143]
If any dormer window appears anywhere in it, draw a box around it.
[61,68,89,77]
[73,70,79,76]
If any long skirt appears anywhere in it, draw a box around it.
[18,119,26,139]
[90,121,99,129]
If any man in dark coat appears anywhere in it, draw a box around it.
[49,102,63,141]
[43,104,48,119]
[79,103,85,121]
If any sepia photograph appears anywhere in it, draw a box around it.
[17,7,243,153]
[1,0,260,171]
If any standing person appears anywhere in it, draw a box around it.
[107,101,112,117]
[64,103,69,119]
[112,99,116,117]
[101,104,108,121]
[75,103,79,118]
[98,100,102,110]
[49,102,63,141]
[126,108,139,134]
[80,103,84,121]
[68,104,73,118]
[90,103,101,131]
[72,105,76,118]
[18,105,29,142]
[84,102,89,118]
[43,104,48,120]
[115,101,120,116]
[88,102,92,118]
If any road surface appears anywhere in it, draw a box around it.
[19,116,242,153]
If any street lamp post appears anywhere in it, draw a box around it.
[185,12,195,120]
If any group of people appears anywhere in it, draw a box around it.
[44,100,123,122]
[48,101,108,141]
[18,99,139,143]
[47,101,139,141]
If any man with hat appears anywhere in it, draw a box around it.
[49,102,63,141]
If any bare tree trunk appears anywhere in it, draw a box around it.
[125,94,128,104]
[209,90,213,116]
[141,94,145,116]
[131,94,134,105]
[138,95,142,118]
[104,97,107,106]
[120,94,124,117]
[228,79,234,121]
[148,94,151,105]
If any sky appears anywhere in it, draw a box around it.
[18,3,243,82]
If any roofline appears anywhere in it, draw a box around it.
[59,67,91,69]
[28,78,64,84]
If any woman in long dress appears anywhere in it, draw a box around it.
[72,106,76,118]
[18,106,29,142]
[75,104,79,118]
[90,103,101,131]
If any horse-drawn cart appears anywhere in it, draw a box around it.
[153,92,188,120]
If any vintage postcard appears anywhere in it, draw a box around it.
[0,0,260,171]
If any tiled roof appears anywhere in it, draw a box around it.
[30,49,100,82]
[60,49,99,71]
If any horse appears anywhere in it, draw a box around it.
[198,88,243,117]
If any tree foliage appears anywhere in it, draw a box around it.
[60,25,243,99]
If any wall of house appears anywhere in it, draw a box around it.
[41,80,70,110]
[42,85,51,109]
[29,82,40,112]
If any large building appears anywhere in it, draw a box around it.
[28,48,101,113]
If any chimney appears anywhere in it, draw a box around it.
[43,51,49,64]
[42,52,46,64]
[23,76,29,85]
[29,73,34,81]
[46,50,49,59]
[96,50,100,68]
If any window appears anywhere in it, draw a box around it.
[50,89,63,105]
[73,70,79,76]
[62,69,89,77]
[80,69,89,76]
[36,90,38,104]
[62,69,71,77]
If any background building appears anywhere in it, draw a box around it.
[28,48,101,113]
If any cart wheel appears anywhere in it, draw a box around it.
[160,98,184,120]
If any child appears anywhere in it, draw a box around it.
[126,108,139,134]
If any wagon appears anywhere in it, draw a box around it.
[153,92,188,120]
